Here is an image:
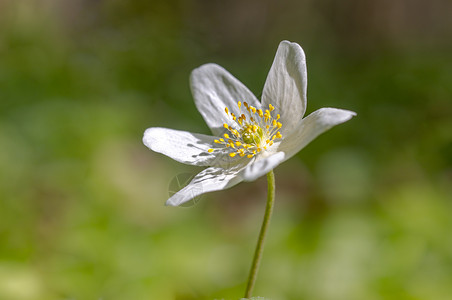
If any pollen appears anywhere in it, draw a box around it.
[206,102,283,159]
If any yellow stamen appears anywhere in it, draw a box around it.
[207,101,282,159]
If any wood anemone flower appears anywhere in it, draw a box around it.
[143,40,356,206]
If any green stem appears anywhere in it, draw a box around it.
[244,170,275,298]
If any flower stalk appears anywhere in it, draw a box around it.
[244,170,275,298]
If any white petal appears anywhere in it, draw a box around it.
[190,63,261,136]
[166,167,244,206]
[279,108,356,159]
[143,127,224,167]
[262,41,307,136]
[241,152,286,182]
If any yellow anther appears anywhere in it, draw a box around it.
[210,102,280,158]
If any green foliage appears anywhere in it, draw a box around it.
[1,1,451,300]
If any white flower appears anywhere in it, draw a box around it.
[143,40,356,206]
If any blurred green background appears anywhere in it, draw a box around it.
[1,0,451,299]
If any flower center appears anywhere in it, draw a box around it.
[208,101,283,159]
